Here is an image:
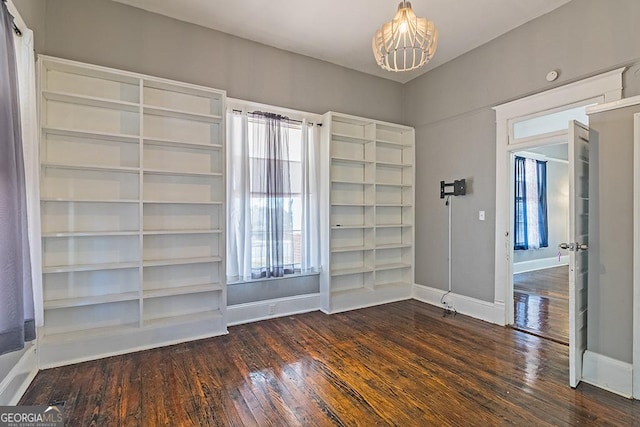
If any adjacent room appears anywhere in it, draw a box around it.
[1,0,640,424]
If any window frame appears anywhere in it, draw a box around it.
[513,155,548,251]
[226,98,322,284]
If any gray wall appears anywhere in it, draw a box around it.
[414,108,496,302]
[405,0,640,302]
[588,105,639,363]
[29,0,403,124]
[11,0,45,52]
[404,0,640,364]
[514,158,569,264]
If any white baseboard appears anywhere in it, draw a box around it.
[412,284,499,325]
[513,256,569,274]
[323,284,413,314]
[492,301,507,325]
[227,293,321,326]
[38,315,228,369]
[0,344,38,405]
[582,350,633,398]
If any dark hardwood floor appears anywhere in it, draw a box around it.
[514,266,569,344]
[21,300,639,426]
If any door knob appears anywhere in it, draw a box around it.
[558,242,588,251]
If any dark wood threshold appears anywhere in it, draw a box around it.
[510,325,569,346]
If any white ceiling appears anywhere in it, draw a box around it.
[112,0,572,84]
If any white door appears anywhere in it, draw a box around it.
[561,120,590,388]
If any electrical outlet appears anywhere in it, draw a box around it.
[268,304,276,315]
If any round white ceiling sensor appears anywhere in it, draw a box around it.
[546,70,559,82]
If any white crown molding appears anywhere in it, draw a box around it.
[493,67,625,121]
[586,94,640,115]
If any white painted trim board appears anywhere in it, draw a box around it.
[227,293,321,326]
[634,113,640,399]
[587,94,640,115]
[582,350,633,398]
[493,68,625,120]
[0,344,38,405]
[412,284,498,325]
[38,316,228,369]
[513,255,569,274]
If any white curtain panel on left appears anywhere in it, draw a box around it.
[14,26,42,327]
[300,119,321,274]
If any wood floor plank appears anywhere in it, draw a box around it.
[19,301,639,426]
[514,265,569,343]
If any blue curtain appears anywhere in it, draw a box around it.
[514,156,548,250]
[514,157,528,250]
[537,160,548,248]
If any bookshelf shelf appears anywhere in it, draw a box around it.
[38,56,227,365]
[321,112,414,313]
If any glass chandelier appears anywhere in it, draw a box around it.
[372,1,438,72]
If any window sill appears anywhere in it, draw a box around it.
[227,271,320,286]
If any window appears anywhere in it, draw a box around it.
[248,115,300,275]
[512,104,592,140]
[227,107,320,282]
[514,156,548,250]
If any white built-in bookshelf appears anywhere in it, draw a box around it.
[320,112,414,313]
[38,56,226,366]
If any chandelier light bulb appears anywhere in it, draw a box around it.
[372,1,438,72]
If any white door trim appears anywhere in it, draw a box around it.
[567,120,590,388]
[634,112,640,399]
[492,68,624,326]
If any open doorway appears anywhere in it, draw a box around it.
[494,69,624,389]
[504,103,592,346]
[512,143,569,344]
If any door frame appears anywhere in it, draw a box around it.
[492,68,624,326]
[505,133,570,334]
[634,112,640,399]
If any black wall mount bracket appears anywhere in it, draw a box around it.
[440,179,466,199]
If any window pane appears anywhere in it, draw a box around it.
[246,119,303,273]
[513,105,592,140]
[513,157,548,250]
[288,128,302,162]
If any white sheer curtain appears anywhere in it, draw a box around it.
[300,118,320,273]
[14,26,42,327]
[227,108,320,282]
[523,158,541,250]
[227,110,252,282]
